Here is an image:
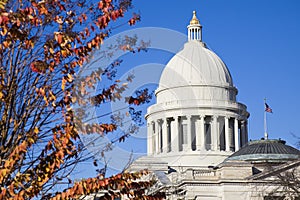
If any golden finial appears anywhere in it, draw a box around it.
[190,11,200,25]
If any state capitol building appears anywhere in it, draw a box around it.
[128,11,300,200]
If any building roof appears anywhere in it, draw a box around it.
[226,139,300,163]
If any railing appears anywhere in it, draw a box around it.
[193,169,216,177]
[176,168,217,182]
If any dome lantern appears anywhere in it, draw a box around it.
[187,11,202,41]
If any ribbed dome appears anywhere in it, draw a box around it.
[226,139,300,162]
[157,40,233,92]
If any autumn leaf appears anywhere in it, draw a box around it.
[30,60,47,74]
[0,0,8,10]
[34,127,39,134]
[61,78,67,90]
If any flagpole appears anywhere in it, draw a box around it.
[264,98,268,140]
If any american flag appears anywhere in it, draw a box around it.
[265,103,273,113]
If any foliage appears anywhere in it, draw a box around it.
[0,0,162,199]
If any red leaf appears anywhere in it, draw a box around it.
[78,16,82,24]
[98,1,104,9]
[82,13,87,21]
[91,25,95,32]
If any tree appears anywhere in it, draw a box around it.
[0,0,164,199]
[252,158,300,199]
[269,140,300,199]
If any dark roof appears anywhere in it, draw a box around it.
[226,139,300,162]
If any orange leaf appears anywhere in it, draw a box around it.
[34,127,39,134]
[2,40,9,48]
[55,33,63,44]
[61,78,67,90]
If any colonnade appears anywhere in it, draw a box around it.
[147,115,248,155]
[188,27,202,41]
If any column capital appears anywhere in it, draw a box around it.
[157,119,163,123]
[236,117,243,121]
[212,115,218,120]
[165,117,171,122]
[178,116,183,123]
[186,115,192,119]
[224,115,230,120]
[163,118,167,123]
[241,120,247,125]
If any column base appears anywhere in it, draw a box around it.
[182,144,191,152]
[196,145,205,151]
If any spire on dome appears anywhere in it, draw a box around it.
[187,11,202,42]
[190,11,200,25]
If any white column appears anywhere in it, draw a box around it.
[178,117,182,151]
[154,121,157,154]
[240,121,244,147]
[156,120,160,154]
[195,116,201,150]
[225,117,230,152]
[234,118,239,151]
[217,117,220,151]
[200,27,202,41]
[212,116,219,151]
[244,121,248,144]
[162,119,168,153]
[147,123,151,155]
[241,120,248,147]
[171,117,179,152]
[150,121,158,154]
[185,115,192,151]
[200,116,205,150]
[211,116,215,150]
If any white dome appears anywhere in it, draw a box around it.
[155,40,237,104]
[158,40,233,91]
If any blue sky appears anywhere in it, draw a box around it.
[77,0,300,177]
[129,0,300,144]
